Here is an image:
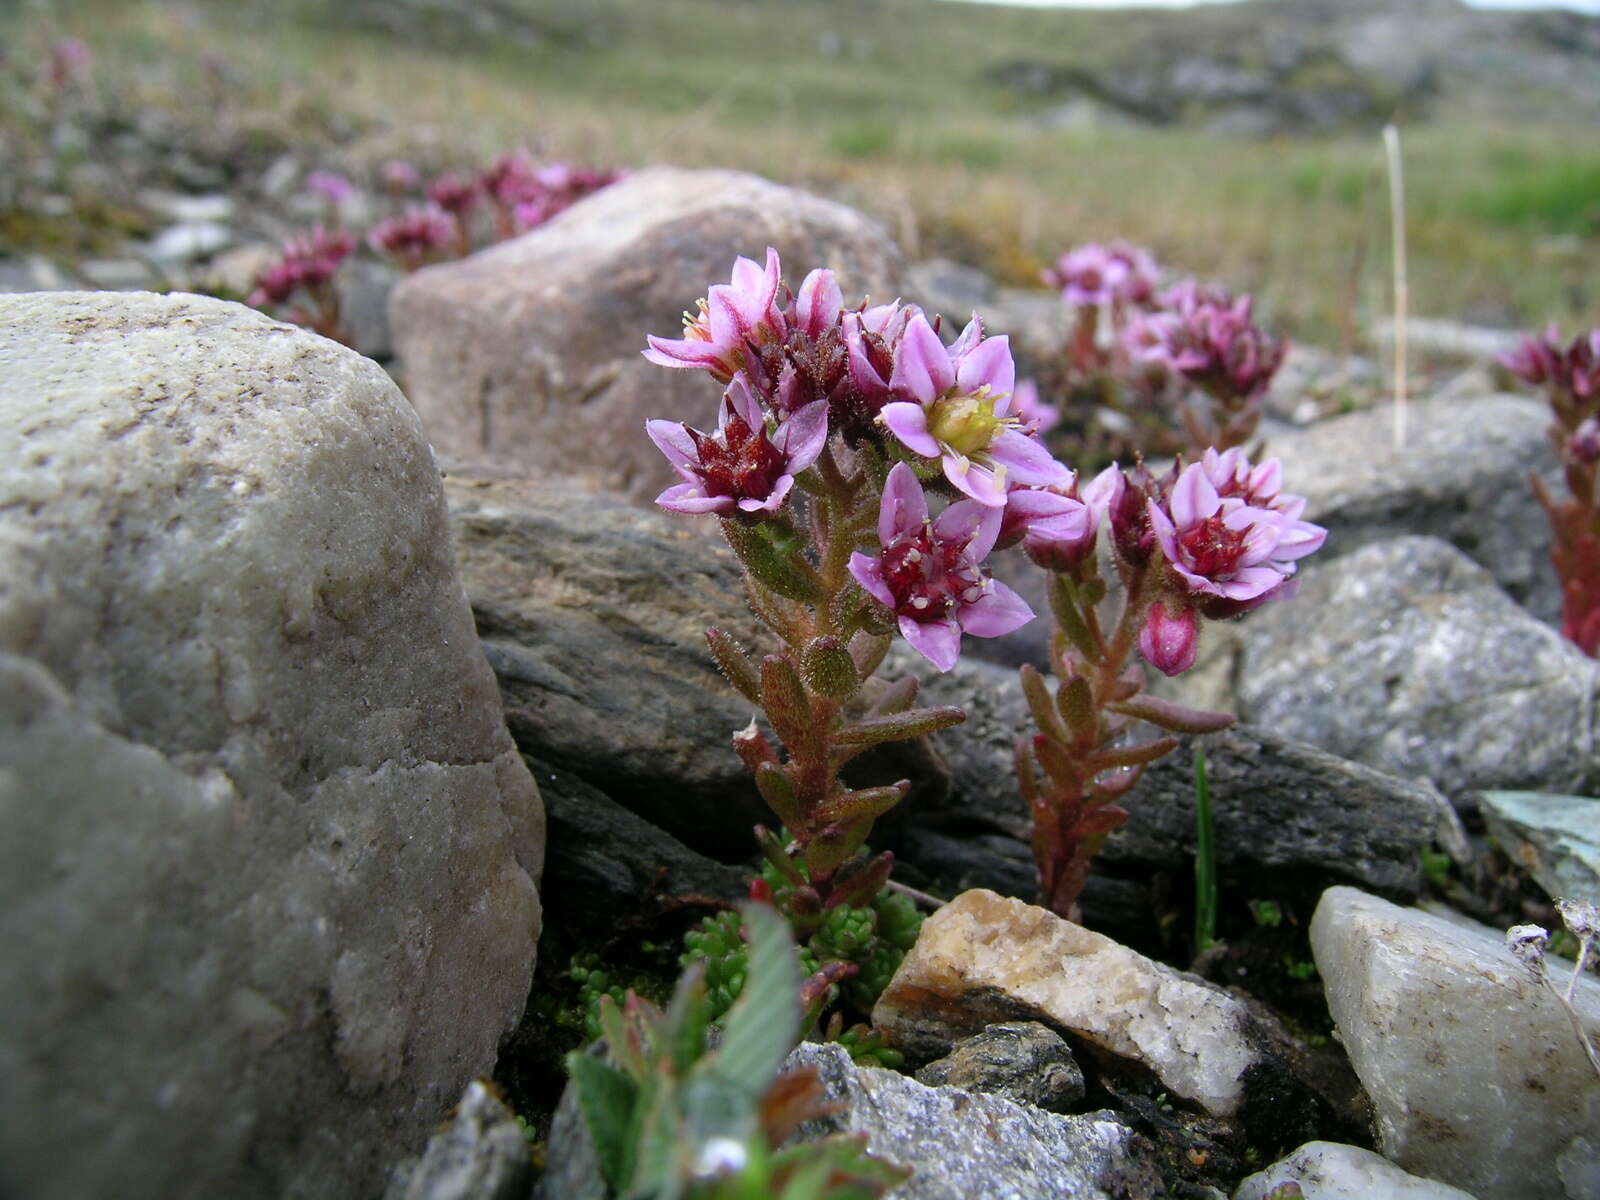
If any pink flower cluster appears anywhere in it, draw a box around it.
[1043,241,1159,310]
[644,248,1084,669]
[1124,280,1286,403]
[247,227,356,309]
[1499,325,1600,402]
[1133,448,1325,672]
[481,152,626,236]
[367,206,455,272]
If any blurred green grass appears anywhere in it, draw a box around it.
[9,0,1598,344]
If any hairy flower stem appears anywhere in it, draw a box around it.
[722,446,962,931]
[1020,559,1229,922]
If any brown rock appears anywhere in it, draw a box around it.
[874,889,1283,1118]
[391,167,903,502]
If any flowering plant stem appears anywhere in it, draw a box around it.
[713,442,963,938]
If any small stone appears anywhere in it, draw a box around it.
[1479,791,1600,904]
[915,1021,1086,1111]
[1233,1141,1478,1200]
[1309,887,1600,1200]
[143,220,233,264]
[138,189,236,224]
[787,1040,1164,1200]
[384,1081,531,1200]
[873,889,1291,1118]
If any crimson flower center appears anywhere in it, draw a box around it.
[691,414,786,501]
[1177,514,1250,578]
[879,524,984,622]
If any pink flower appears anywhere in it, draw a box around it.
[247,227,355,309]
[1147,460,1325,606]
[44,39,92,90]
[1129,281,1286,402]
[849,463,1034,671]
[1499,326,1600,401]
[382,160,421,194]
[644,248,787,383]
[646,374,828,517]
[880,314,1070,506]
[368,205,455,271]
[1043,241,1159,309]
[305,171,355,204]
[1012,464,1123,571]
[1011,379,1061,438]
[427,173,481,217]
[1139,602,1199,676]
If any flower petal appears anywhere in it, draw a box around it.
[889,313,954,403]
[646,419,699,471]
[943,455,1008,507]
[880,462,928,544]
[775,399,830,473]
[794,268,843,339]
[899,614,962,672]
[955,333,1015,402]
[1169,462,1219,528]
[656,483,733,515]
[988,429,1071,486]
[959,580,1034,638]
[850,552,897,609]
[881,402,941,458]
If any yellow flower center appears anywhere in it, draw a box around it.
[928,388,1008,456]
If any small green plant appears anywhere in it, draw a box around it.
[567,903,909,1199]
[1248,898,1283,929]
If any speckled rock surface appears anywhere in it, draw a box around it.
[1234,536,1600,801]
[0,292,543,1200]
[914,1021,1086,1111]
[391,167,903,502]
[1265,393,1559,622]
[788,1041,1163,1200]
[1310,887,1600,1200]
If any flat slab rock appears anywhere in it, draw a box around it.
[391,166,902,503]
[1310,886,1600,1200]
[1233,1140,1478,1200]
[0,292,543,1200]
[874,889,1281,1118]
[786,1041,1163,1200]
[1479,790,1600,905]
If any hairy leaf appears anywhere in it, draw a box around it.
[566,1051,639,1193]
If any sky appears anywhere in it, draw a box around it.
[942,0,1600,10]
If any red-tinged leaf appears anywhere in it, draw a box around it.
[1087,736,1179,772]
[755,825,806,885]
[1048,574,1100,661]
[756,762,803,828]
[1091,766,1144,802]
[824,850,895,909]
[835,706,964,748]
[1108,692,1235,734]
[1034,733,1086,794]
[1014,736,1040,806]
[1056,672,1097,742]
[761,653,815,751]
[813,782,908,828]
[848,630,893,682]
[864,674,918,717]
[1070,805,1130,839]
[733,720,779,775]
[1020,664,1070,745]
[802,635,858,700]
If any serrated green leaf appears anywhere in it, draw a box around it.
[566,1051,640,1193]
[622,1067,686,1200]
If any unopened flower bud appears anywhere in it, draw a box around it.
[1139,601,1199,676]
[1568,417,1600,464]
[1506,923,1550,977]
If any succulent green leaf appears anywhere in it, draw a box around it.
[1048,574,1100,660]
[863,674,918,717]
[1020,664,1070,745]
[801,635,858,700]
[834,706,964,748]
[1056,673,1097,742]
[1107,691,1235,734]
[722,518,824,604]
[760,654,815,751]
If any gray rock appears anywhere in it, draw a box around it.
[445,469,942,861]
[1310,887,1600,1200]
[138,189,236,224]
[535,756,749,939]
[390,166,903,503]
[540,1058,606,1200]
[143,219,233,264]
[1234,536,1600,801]
[1479,790,1600,904]
[340,257,400,361]
[915,1021,1086,1111]
[1234,1140,1478,1200]
[384,1080,532,1200]
[903,257,996,322]
[1265,393,1560,622]
[911,655,1458,907]
[0,292,543,1200]
[787,1040,1165,1200]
